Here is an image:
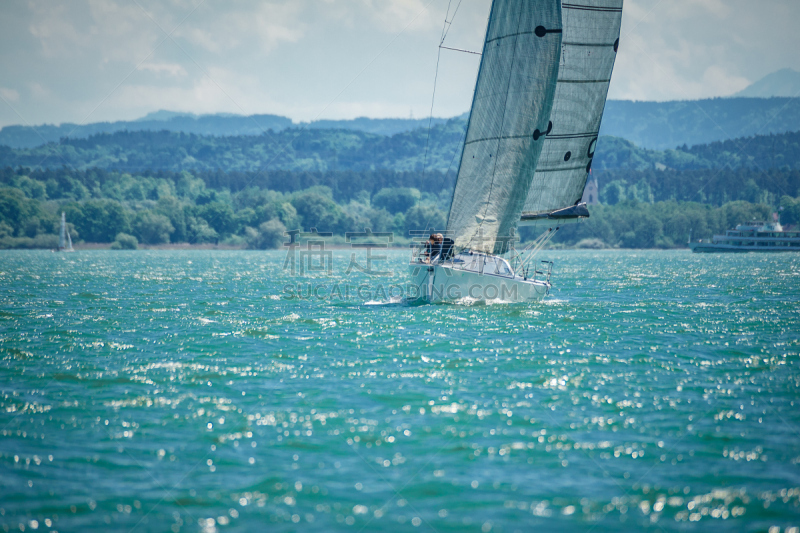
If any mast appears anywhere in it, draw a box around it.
[520,0,623,220]
[446,0,563,255]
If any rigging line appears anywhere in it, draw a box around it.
[440,0,464,44]
[439,0,454,44]
[418,0,458,234]
[417,0,472,235]
[420,46,444,190]
[440,45,481,55]
[520,227,559,272]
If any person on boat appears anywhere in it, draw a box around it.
[424,234,437,263]
[440,234,455,260]
[432,234,445,262]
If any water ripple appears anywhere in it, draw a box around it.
[0,250,798,531]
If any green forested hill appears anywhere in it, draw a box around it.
[2,118,800,175]
[680,132,800,170]
[2,119,800,251]
[0,119,467,174]
[592,133,800,208]
[593,131,800,171]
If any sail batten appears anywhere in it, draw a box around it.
[446,0,563,254]
[562,4,622,11]
[521,0,623,218]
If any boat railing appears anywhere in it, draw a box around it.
[410,244,450,266]
[412,245,522,280]
[409,240,430,264]
[529,261,554,284]
[410,237,552,281]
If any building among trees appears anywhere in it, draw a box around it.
[582,176,600,205]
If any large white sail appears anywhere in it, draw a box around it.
[521,0,623,219]
[446,0,563,254]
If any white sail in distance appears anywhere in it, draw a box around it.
[446,0,563,254]
[521,0,623,219]
[59,212,66,251]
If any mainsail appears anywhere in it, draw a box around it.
[521,0,623,219]
[446,0,563,254]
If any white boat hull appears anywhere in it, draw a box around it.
[690,242,800,253]
[408,262,550,303]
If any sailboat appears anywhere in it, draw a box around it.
[410,0,623,302]
[57,212,75,253]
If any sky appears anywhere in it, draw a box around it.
[0,0,798,128]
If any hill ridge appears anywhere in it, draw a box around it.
[4,97,800,151]
[1,118,799,177]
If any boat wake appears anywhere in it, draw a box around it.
[363,296,407,306]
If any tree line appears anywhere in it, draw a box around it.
[0,166,448,250]
[544,200,790,249]
[2,166,798,250]
[595,167,800,206]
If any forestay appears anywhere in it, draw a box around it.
[446,0,563,255]
[521,0,623,219]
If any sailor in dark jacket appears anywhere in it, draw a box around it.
[440,235,455,260]
[432,234,444,262]
[424,234,437,263]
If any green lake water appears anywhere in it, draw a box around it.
[0,249,799,532]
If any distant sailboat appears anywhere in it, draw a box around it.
[410,0,623,302]
[57,212,75,253]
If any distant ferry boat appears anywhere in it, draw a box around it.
[690,221,800,253]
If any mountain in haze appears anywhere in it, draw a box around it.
[0,112,453,150]
[298,115,459,136]
[597,97,800,150]
[733,68,800,98]
[134,110,198,121]
[4,95,800,151]
[0,113,293,150]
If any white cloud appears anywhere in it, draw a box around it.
[358,0,439,33]
[3,0,800,128]
[174,2,306,55]
[28,0,159,63]
[248,2,306,53]
[698,66,750,97]
[0,88,20,102]
[178,27,224,54]
[606,0,800,101]
[137,62,187,76]
[27,3,92,58]
[92,65,283,121]
[29,82,49,99]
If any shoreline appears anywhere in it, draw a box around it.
[2,244,696,252]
